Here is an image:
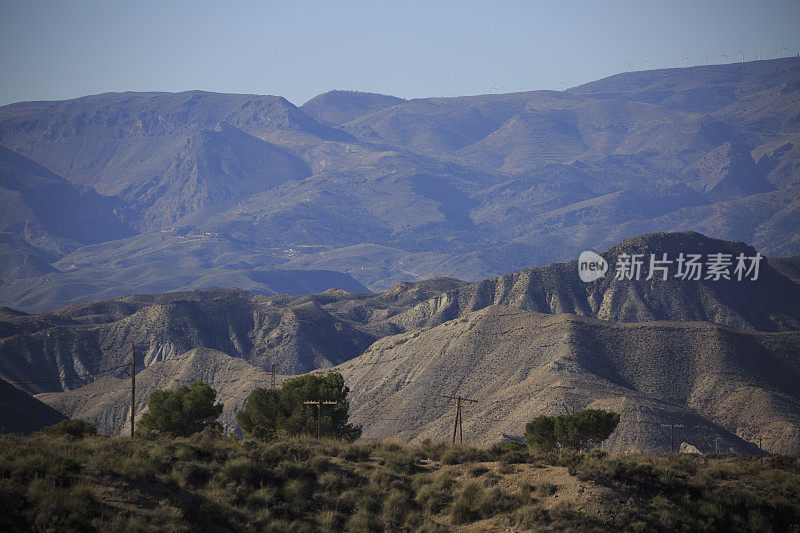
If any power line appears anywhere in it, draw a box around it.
[303,400,338,438]
[661,423,685,453]
[439,394,477,444]
[130,345,136,438]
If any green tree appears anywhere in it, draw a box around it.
[525,409,619,451]
[555,409,619,450]
[137,381,223,437]
[237,372,361,441]
[524,415,557,452]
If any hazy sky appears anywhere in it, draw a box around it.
[1,0,799,107]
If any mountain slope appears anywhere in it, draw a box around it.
[386,232,800,333]
[2,233,799,400]
[132,123,311,229]
[337,306,800,454]
[35,347,275,436]
[0,378,66,434]
[300,90,404,126]
[0,287,377,393]
[0,145,133,256]
[1,60,799,309]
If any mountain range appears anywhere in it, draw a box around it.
[2,232,800,455]
[2,59,800,454]
[0,59,799,312]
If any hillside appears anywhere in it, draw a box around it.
[3,232,799,395]
[3,433,799,531]
[0,378,66,434]
[337,306,800,455]
[0,59,799,311]
[1,232,797,454]
[35,348,278,436]
[36,305,800,456]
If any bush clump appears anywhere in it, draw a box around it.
[38,419,97,439]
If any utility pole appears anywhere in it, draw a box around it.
[661,423,684,453]
[270,360,276,389]
[757,435,764,461]
[439,394,477,444]
[130,345,136,438]
[303,400,338,439]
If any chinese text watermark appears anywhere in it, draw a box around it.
[578,251,762,282]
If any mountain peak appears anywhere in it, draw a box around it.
[300,90,404,125]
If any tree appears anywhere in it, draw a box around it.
[555,409,619,450]
[137,381,223,437]
[524,415,557,452]
[237,372,361,441]
[524,409,619,451]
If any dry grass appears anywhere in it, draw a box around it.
[1,431,799,531]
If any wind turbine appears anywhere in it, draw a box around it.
[739,50,745,62]
[625,59,631,72]
[703,53,708,66]
[643,57,648,69]
[781,43,787,57]
[722,50,727,63]
[683,57,689,68]
[759,49,763,60]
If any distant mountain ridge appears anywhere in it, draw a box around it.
[1,59,799,312]
[6,232,798,455]
[2,232,798,388]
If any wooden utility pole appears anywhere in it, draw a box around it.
[661,423,684,453]
[303,400,338,438]
[439,394,477,444]
[130,345,136,438]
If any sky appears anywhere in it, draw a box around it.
[1,0,799,107]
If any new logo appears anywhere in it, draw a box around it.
[578,251,608,282]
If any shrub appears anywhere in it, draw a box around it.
[441,445,487,465]
[39,419,96,439]
[137,382,223,437]
[450,481,493,524]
